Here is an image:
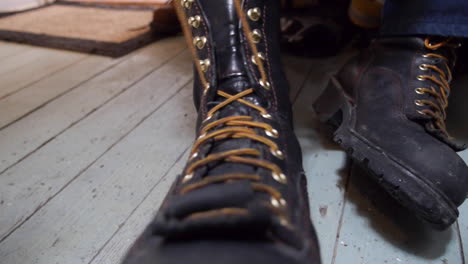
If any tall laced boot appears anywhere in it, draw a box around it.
[122,0,321,263]
[314,36,468,229]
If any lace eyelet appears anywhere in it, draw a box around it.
[259,79,271,89]
[419,64,429,71]
[417,110,427,116]
[193,36,207,50]
[278,216,291,227]
[271,149,284,159]
[270,197,287,208]
[427,42,436,49]
[182,173,193,183]
[190,152,198,159]
[251,52,266,65]
[188,15,201,28]
[261,113,272,119]
[265,128,279,138]
[415,88,425,94]
[422,54,430,58]
[181,0,194,9]
[247,7,261,21]
[414,100,424,106]
[199,59,211,72]
[416,75,425,81]
[272,172,287,184]
[251,29,263,43]
[203,115,213,122]
[203,84,210,95]
[197,133,207,140]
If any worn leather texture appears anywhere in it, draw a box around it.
[334,37,468,222]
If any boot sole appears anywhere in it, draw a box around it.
[313,76,459,230]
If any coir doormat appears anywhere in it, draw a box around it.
[0,4,159,57]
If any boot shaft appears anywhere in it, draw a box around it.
[175,0,293,126]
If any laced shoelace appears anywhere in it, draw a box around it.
[415,37,460,136]
[179,88,290,226]
[172,0,291,227]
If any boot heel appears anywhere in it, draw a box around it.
[313,76,347,127]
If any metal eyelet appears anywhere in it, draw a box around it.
[190,152,198,159]
[272,172,287,184]
[197,133,207,140]
[261,113,272,119]
[199,59,211,72]
[188,16,201,28]
[181,0,194,9]
[417,110,427,116]
[415,88,425,94]
[270,197,287,208]
[278,216,291,227]
[422,54,430,58]
[193,36,207,50]
[416,75,425,81]
[182,173,193,183]
[251,29,262,43]
[259,79,271,89]
[247,8,261,21]
[414,100,424,106]
[203,115,213,122]
[203,83,210,95]
[251,52,266,65]
[265,128,279,138]
[419,64,429,71]
[271,149,284,159]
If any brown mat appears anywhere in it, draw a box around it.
[62,0,170,7]
[0,4,161,57]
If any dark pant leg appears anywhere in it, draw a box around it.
[381,0,468,37]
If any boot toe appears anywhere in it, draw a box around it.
[123,236,318,264]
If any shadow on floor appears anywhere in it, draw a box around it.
[345,164,454,260]
[447,75,468,143]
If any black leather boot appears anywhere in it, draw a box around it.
[314,36,468,229]
[122,0,321,263]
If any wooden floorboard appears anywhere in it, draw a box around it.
[0,39,466,264]
[292,53,353,264]
[283,55,315,101]
[0,45,50,75]
[458,203,468,263]
[0,49,86,99]
[0,36,185,174]
[0,47,190,243]
[88,87,193,264]
[0,55,122,129]
[0,83,195,264]
[0,41,29,60]
[89,151,190,264]
[456,147,468,263]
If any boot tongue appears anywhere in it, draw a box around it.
[206,76,259,178]
[157,0,272,234]
[199,0,264,177]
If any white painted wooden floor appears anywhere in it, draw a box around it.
[0,37,466,264]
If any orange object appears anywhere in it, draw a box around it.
[348,0,383,28]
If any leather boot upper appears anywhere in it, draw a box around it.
[123,1,321,263]
[337,36,468,207]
